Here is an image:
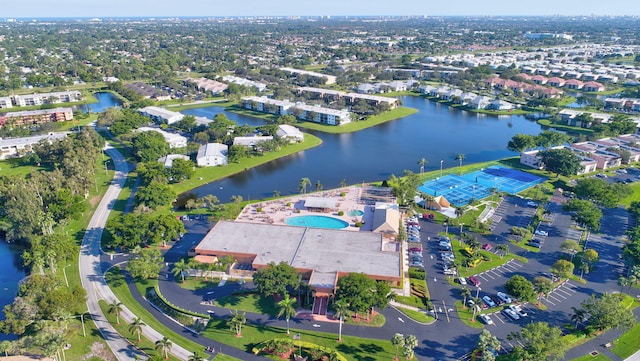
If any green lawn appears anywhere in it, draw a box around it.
[214,354,244,361]
[612,321,640,359]
[290,106,418,134]
[453,301,484,329]
[178,277,220,291]
[0,158,42,177]
[214,292,279,316]
[104,268,206,355]
[168,132,323,195]
[394,307,435,324]
[619,181,640,207]
[537,119,594,135]
[200,318,397,361]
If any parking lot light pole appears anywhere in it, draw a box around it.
[476,287,481,298]
[63,264,72,288]
[440,160,444,177]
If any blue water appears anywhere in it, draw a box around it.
[349,210,364,216]
[285,215,349,229]
[0,239,25,341]
[79,92,122,113]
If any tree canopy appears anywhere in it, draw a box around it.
[252,262,299,298]
[504,275,536,303]
[508,322,565,361]
[335,273,391,316]
[538,148,582,176]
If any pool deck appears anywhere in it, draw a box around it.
[235,186,376,231]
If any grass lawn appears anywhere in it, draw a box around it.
[200,318,397,361]
[452,238,527,278]
[99,299,182,361]
[168,132,322,196]
[0,157,43,177]
[293,107,418,134]
[394,307,435,324]
[612,321,640,359]
[537,119,594,135]
[214,354,244,361]
[178,277,220,291]
[214,292,279,316]
[619,182,640,207]
[343,312,386,327]
[104,267,205,354]
[454,301,484,329]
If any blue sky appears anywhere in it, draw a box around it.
[4,0,640,18]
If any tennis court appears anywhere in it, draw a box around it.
[418,166,545,206]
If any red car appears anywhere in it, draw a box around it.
[409,247,422,252]
[468,276,481,287]
[482,243,492,251]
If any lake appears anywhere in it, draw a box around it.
[0,239,25,341]
[185,96,543,201]
[79,92,122,113]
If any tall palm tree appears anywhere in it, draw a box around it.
[277,294,297,335]
[229,309,247,336]
[315,180,323,191]
[460,287,472,309]
[299,177,311,194]
[496,244,509,259]
[470,297,482,321]
[172,259,189,283]
[391,333,405,361]
[333,300,350,342]
[188,351,206,361]
[402,335,418,361]
[455,153,465,174]
[129,317,146,343]
[155,337,173,360]
[108,300,123,325]
[570,307,587,328]
[417,158,428,174]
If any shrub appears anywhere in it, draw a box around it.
[338,211,344,216]
[409,268,426,280]
[355,221,362,227]
[256,207,263,212]
[340,192,346,197]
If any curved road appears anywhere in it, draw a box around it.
[79,143,192,360]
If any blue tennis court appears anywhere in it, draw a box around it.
[418,166,545,206]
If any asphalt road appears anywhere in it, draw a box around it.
[79,143,193,361]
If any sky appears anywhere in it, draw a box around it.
[3,0,640,18]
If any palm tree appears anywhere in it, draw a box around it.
[315,180,323,191]
[298,177,311,194]
[129,317,145,343]
[229,309,247,336]
[470,297,482,321]
[619,276,632,295]
[108,300,123,325]
[402,335,418,361]
[496,244,509,259]
[570,307,587,329]
[273,189,281,198]
[460,287,472,309]
[188,351,206,361]
[333,300,350,342]
[155,337,173,360]
[277,294,297,335]
[391,333,405,361]
[455,153,465,174]
[340,179,347,188]
[172,259,189,283]
[417,158,428,174]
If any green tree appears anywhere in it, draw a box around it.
[129,317,146,343]
[478,329,501,361]
[533,276,553,299]
[460,287,472,309]
[505,275,536,303]
[188,351,206,361]
[560,240,581,260]
[417,157,428,174]
[172,259,189,283]
[571,306,587,328]
[132,131,170,162]
[507,134,538,152]
[550,259,575,279]
[127,247,164,279]
[253,262,298,298]
[538,148,581,176]
[335,273,390,318]
[135,181,176,209]
[276,294,297,335]
[333,300,350,342]
[581,293,636,332]
[402,334,418,360]
[563,199,602,231]
[169,158,195,183]
[298,177,311,194]
[496,244,509,259]
[228,310,247,336]
[582,249,599,265]
[391,333,405,361]
[155,336,173,360]
[108,300,123,325]
[508,322,565,361]
[455,153,466,173]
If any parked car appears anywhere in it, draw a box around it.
[534,229,549,236]
[457,277,467,285]
[482,243,492,251]
[509,304,528,317]
[410,262,424,268]
[496,292,512,304]
[408,247,422,252]
[444,268,457,276]
[409,251,422,256]
[479,314,494,325]
[501,308,520,321]
[468,276,481,287]
[482,295,496,308]
[616,168,628,174]
[596,173,608,178]
[526,201,539,207]
[489,295,504,306]
[527,240,542,248]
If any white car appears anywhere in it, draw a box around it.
[457,277,467,285]
[502,308,520,320]
[479,314,494,325]
[482,296,496,308]
[534,229,549,236]
[509,304,528,317]
[496,292,512,304]
[526,201,538,207]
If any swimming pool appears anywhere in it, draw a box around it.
[349,210,364,216]
[286,215,349,229]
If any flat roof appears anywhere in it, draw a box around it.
[195,221,400,280]
[304,197,338,209]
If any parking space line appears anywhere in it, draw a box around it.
[551,292,567,300]
[555,288,574,296]
[548,294,564,302]
[540,297,555,305]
